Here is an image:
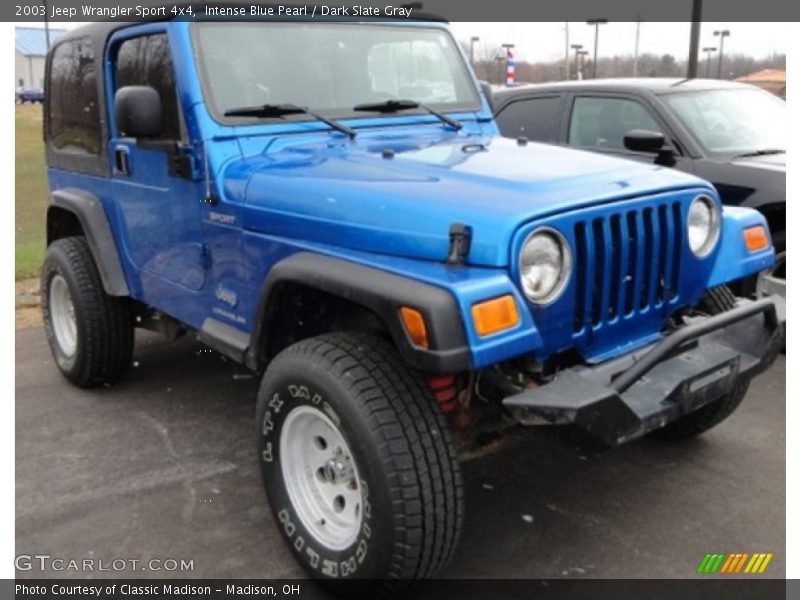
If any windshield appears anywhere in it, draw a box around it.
[193,22,480,122]
[661,88,785,157]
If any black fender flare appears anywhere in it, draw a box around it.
[247,252,471,373]
[47,188,129,296]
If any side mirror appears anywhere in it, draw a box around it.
[479,81,493,112]
[115,85,163,138]
[624,128,677,166]
[623,129,666,153]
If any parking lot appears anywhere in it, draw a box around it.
[15,326,785,580]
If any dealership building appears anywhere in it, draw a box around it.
[15,27,66,89]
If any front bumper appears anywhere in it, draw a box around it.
[503,296,784,446]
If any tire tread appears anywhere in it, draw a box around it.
[651,285,748,440]
[273,332,463,594]
[42,237,133,387]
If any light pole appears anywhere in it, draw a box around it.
[43,0,51,51]
[633,18,641,77]
[687,0,703,78]
[702,46,717,78]
[570,44,583,80]
[564,22,570,80]
[713,29,730,79]
[586,18,608,78]
[469,36,480,67]
[577,50,589,80]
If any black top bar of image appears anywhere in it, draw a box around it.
[7,0,800,22]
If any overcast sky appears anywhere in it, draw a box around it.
[450,22,787,63]
[20,20,787,62]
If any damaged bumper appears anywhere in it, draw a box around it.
[503,296,785,446]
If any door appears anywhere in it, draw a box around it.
[566,94,692,170]
[108,29,207,303]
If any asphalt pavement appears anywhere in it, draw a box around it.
[15,327,785,580]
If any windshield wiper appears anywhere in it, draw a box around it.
[733,148,785,158]
[223,103,356,138]
[352,99,463,131]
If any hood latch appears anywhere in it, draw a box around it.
[446,223,472,265]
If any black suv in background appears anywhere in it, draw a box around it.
[493,79,785,297]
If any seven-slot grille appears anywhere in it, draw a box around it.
[572,201,684,334]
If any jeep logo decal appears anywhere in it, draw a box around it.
[215,284,238,307]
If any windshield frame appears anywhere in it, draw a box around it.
[657,87,785,159]
[190,20,483,128]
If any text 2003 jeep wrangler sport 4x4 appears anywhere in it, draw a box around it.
[42,14,783,594]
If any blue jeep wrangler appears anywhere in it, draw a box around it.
[42,15,782,592]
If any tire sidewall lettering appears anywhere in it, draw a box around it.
[259,381,373,578]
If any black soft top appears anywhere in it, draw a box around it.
[62,2,446,45]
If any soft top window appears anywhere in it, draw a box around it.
[47,37,102,155]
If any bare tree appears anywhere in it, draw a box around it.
[469,42,507,84]
[458,37,785,85]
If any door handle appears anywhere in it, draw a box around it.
[114,146,130,175]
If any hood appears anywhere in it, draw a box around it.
[695,153,785,209]
[730,152,786,171]
[226,129,709,267]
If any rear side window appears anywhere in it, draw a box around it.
[568,96,662,150]
[495,95,563,142]
[48,38,102,155]
[114,34,181,140]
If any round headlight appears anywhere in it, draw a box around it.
[519,228,572,304]
[687,195,721,257]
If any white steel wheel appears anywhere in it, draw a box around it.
[279,404,363,551]
[49,274,78,357]
[258,332,464,590]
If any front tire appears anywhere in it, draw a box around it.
[256,332,463,596]
[650,285,750,440]
[41,237,134,388]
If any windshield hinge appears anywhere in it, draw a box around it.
[446,223,472,265]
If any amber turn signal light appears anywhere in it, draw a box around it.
[472,295,520,337]
[399,307,429,349]
[743,225,768,252]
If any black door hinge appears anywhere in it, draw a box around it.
[168,152,194,179]
[137,140,197,180]
[446,223,472,265]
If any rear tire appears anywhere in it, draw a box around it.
[256,332,463,597]
[41,237,134,388]
[650,285,749,440]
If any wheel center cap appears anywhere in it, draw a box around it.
[322,458,351,485]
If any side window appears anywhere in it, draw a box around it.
[496,96,563,142]
[568,96,662,150]
[48,38,102,155]
[115,34,181,140]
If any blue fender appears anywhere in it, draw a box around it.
[708,206,775,288]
